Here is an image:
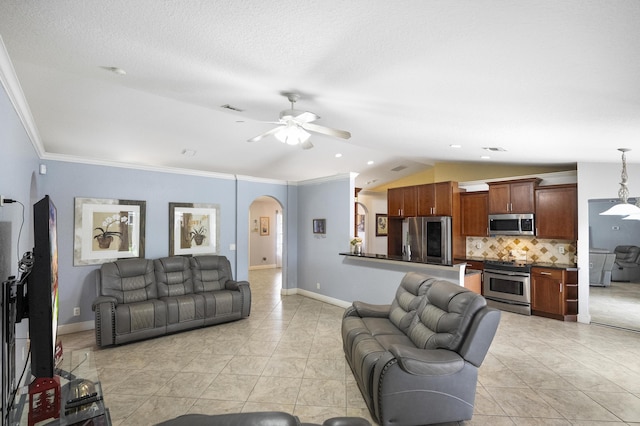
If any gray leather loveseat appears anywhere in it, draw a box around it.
[342,272,500,426]
[92,255,251,347]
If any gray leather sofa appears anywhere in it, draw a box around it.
[342,272,500,426]
[92,255,251,347]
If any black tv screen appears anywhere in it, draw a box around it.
[28,195,59,378]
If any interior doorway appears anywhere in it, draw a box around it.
[588,198,640,332]
[248,196,284,288]
[355,202,368,251]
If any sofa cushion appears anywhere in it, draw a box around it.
[154,256,195,297]
[388,272,435,333]
[407,280,486,351]
[190,255,233,292]
[100,258,157,303]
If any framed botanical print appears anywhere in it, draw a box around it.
[169,202,220,256]
[376,213,388,236]
[74,197,146,265]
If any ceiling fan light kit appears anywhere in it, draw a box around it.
[600,148,640,216]
[247,92,351,148]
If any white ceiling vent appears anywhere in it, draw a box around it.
[391,165,408,172]
[482,147,507,152]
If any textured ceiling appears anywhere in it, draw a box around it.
[1,1,639,187]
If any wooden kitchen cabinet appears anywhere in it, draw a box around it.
[460,191,488,236]
[388,186,417,218]
[417,181,457,216]
[535,184,577,240]
[531,267,578,321]
[488,178,540,214]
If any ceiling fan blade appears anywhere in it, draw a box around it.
[294,111,320,123]
[247,126,283,142]
[301,140,314,150]
[301,122,351,139]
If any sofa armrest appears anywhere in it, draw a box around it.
[347,301,391,318]
[91,295,117,311]
[389,344,464,376]
[225,280,249,291]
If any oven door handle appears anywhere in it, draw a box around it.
[485,270,530,278]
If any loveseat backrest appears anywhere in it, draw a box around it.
[100,258,157,303]
[407,279,487,352]
[389,272,436,333]
[154,256,194,297]
[190,255,233,292]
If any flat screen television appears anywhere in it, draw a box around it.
[27,195,59,378]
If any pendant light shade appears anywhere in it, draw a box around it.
[600,148,640,216]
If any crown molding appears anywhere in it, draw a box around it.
[0,36,45,157]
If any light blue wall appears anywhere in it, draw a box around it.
[38,160,250,326]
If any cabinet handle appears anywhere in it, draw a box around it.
[540,272,552,275]
[560,283,563,292]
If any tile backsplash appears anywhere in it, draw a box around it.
[466,236,577,265]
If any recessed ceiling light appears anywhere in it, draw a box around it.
[480,155,491,160]
[182,149,196,157]
[367,160,375,165]
[449,144,462,148]
[101,66,127,75]
[335,153,342,158]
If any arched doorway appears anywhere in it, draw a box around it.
[248,196,284,292]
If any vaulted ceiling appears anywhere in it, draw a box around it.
[1,1,638,188]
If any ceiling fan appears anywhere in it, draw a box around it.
[247,93,351,149]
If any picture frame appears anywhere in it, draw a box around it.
[260,216,270,236]
[74,197,146,266]
[376,213,388,236]
[313,218,326,234]
[169,202,220,256]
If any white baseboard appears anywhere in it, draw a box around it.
[281,287,351,309]
[249,264,278,270]
[58,320,94,335]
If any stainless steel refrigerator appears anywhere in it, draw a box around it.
[401,216,452,264]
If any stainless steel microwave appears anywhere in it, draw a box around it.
[488,213,535,236]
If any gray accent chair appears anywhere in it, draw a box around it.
[92,255,251,347]
[342,272,500,426]
[612,245,640,282]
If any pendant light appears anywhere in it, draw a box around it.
[600,148,640,216]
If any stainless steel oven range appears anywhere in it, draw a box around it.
[483,260,531,315]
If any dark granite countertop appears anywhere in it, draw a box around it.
[339,252,463,268]
[455,257,578,270]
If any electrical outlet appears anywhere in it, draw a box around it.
[559,246,565,254]
[475,241,482,249]
[316,282,320,289]
[73,307,80,316]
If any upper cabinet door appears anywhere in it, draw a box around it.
[488,179,539,214]
[509,180,537,213]
[461,191,488,236]
[417,182,455,216]
[487,183,512,214]
[535,184,577,240]
[388,186,417,217]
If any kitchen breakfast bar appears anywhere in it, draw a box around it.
[338,252,482,294]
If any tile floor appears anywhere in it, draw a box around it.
[58,269,640,426]
[590,281,640,332]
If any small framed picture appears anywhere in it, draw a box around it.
[260,216,270,236]
[376,214,388,236]
[313,218,326,234]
